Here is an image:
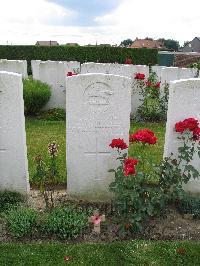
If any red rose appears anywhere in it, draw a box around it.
[192,126,200,141]
[145,81,153,87]
[129,129,157,145]
[175,121,185,133]
[183,118,199,131]
[134,73,145,80]
[124,165,136,176]
[67,72,77,76]
[124,158,138,167]
[124,58,132,64]
[109,138,128,150]
[123,157,138,176]
[154,81,161,88]
[175,118,199,134]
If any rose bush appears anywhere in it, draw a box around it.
[134,72,169,122]
[109,119,200,231]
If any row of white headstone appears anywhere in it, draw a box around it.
[31,61,199,114]
[0,70,199,199]
[0,59,199,114]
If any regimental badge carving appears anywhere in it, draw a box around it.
[84,82,113,113]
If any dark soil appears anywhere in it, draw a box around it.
[1,188,200,243]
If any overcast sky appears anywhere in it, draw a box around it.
[0,0,199,46]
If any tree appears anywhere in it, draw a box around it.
[120,39,133,47]
[145,37,153,41]
[157,38,180,51]
[183,41,190,47]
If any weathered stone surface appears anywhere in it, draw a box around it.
[31,60,41,80]
[33,60,80,109]
[81,62,149,78]
[81,63,149,114]
[151,66,166,81]
[0,71,29,194]
[164,78,200,193]
[66,73,131,200]
[0,59,28,78]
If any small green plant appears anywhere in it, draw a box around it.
[177,195,200,218]
[0,190,24,212]
[23,78,51,115]
[42,206,89,239]
[5,207,38,238]
[32,141,61,209]
[188,61,200,77]
[37,108,66,121]
[134,72,168,122]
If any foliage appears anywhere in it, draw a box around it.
[37,108,66,121]
[159,118,200,200]
[109,133,165,231]
[0,241,200,265]
[23,78,51,115]
[120,39,133,47]
[0,191,24,213]
[177,195,200,218]
[32,141,61,209]
[135,72,168,122]
[157,38,180,51]
[25,119,165,185]
[42,206,89,239]
[0,45,158,74]
[5,207,38,238]
[188,61,200,69]
[109,118,199,231]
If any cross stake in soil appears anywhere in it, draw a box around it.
[88,210,105,234]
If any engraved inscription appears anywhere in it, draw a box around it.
[84,82,113,113]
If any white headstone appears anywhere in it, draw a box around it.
[66,73,131,200]
[81,63,149,114]
[34,60,80,109]
[0,59,28,78]
[31,60,42,80]
[178,68,198,79]
[151,66,166,81]
[81,63,149,78]
[164,78,200,193]
[0,71,29,194]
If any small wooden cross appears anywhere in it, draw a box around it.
[88,210,105,234]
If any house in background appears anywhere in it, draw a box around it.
[35,41,59,46]
[66,43,79,46]
[129,38,165,49]
[179,37,200,53]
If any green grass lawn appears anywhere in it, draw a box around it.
[26,119,166,184]
[0,241,199,265]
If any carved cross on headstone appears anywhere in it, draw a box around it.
[88,209,105,234]
[84,128,111,181]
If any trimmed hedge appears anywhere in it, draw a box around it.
[0,45,158,74]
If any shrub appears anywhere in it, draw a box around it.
[0,190,24,212]
[177,195,200,218]
[23,78,51,115]
[109,134,165,231]
[134,72,168,122]
[5,207,38,238]
[42,206,89,239]
[37,108,66,121]
[0,45,158,74]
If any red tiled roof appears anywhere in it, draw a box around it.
[129,39,164,49]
